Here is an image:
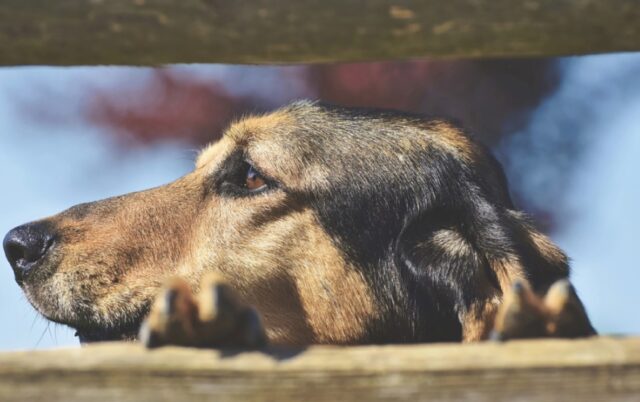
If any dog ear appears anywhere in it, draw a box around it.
[500,209,570,292]
[396,206,506,341]
[396,204,571,341]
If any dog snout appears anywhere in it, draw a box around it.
[3,222,55,285]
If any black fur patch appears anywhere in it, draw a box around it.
[282,102,569,343]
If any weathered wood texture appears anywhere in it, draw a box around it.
[0,337,639,401]
[1,1,640,66]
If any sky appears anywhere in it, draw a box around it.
[499,53,640,335]
[0,54,639,350]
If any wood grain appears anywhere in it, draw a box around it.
[0,1,639,65]
[0,337,639,401]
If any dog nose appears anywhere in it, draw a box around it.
[3,223,55,285]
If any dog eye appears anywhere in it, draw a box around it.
[245,165,267,191]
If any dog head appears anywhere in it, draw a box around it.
[3,101,569,344]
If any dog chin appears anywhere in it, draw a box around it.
[69,310,146,345]
[27,297,144,345]
[74,325,140,345]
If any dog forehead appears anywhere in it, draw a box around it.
[197,103,481,182]
[196,107,303,169]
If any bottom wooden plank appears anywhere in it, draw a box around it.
[0,337,639,401]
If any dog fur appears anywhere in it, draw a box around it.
[6,101,594,346]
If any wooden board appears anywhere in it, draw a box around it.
[1,1,640,65]
[0,337,639,401]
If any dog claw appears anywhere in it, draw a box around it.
[140,274,268,349]
[491,280,548,341]
[140,278,199,348]
[196,274,266,348]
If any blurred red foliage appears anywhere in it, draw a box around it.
[78,59,559,147]
[86,70,247,145]
[309,59,559,145]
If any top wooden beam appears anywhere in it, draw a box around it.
[0,0,639,66]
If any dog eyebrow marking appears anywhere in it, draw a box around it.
[195,110,293,171]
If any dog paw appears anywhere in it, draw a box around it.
[490,279,596,341]
[490,280,549,341]
[544,279,596,338]
[139,274,267,349]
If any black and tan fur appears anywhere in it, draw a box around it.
[3,101,595,346]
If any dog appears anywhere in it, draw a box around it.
[3,101,595,348]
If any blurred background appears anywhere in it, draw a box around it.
[1,53,639,350]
